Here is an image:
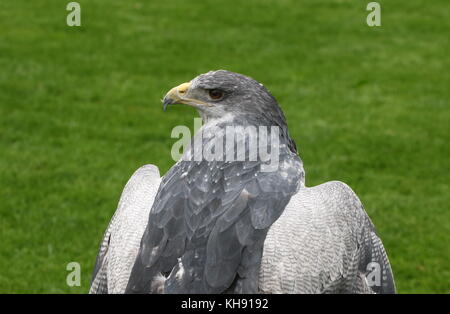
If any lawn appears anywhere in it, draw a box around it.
[0,0,448,293]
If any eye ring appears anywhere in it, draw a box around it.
[208,89,224,100]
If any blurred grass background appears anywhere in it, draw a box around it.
[0,0,449,293]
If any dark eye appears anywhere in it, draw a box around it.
[208,89,224,100]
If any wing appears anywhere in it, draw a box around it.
[89,225,111,294]
[259,181,396,294]
[89,165,161,294]
[126,125,303,294]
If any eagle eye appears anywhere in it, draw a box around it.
[208,89,224,100]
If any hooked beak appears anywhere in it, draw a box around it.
[162,82,192,111]
[162,81,212,111]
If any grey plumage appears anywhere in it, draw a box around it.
[259,181,395,293]
[90,70,395,294]
[91,168,395,294]
[90,165,161,294]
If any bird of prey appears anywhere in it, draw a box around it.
[90,70,395,294]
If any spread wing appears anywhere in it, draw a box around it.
[126,127,303,293]
[89,165,161,294]
[259,181,396,294]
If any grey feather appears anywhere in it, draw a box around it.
[259,181,396,293]
[89,165,161,294]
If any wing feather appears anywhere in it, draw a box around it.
[89,165,161,293]
[259,181,396,294]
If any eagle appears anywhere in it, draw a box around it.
[90,70,396,294]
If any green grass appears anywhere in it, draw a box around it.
[0,0,449,293]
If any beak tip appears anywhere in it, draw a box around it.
[162,97,173,111]
[161,82,191,111]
